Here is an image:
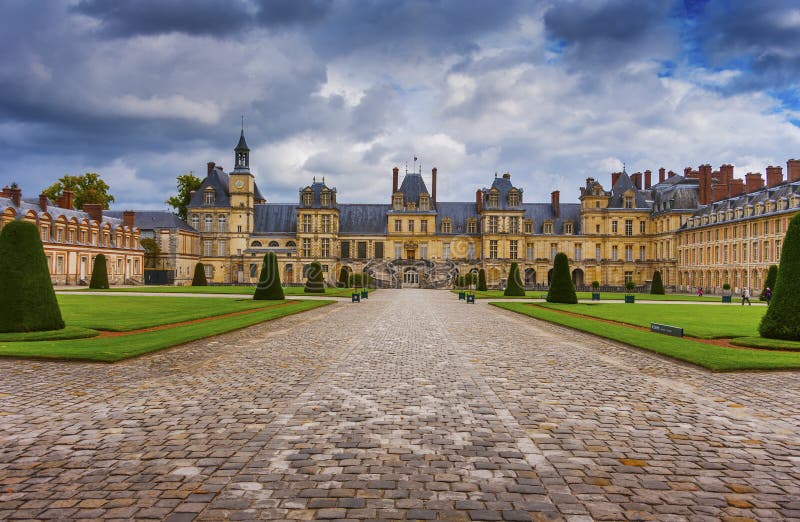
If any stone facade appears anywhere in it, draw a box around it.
[183,130,800,292]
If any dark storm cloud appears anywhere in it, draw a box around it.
[543,0,676,67]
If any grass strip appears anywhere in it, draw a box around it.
[730,336,800,351]
[454,290,722,302]
[491,302,800,372]
[61,286,373,297]
[0,300,333,362]
[0,326,99,342]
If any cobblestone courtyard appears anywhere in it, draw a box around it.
[1,290,799,521]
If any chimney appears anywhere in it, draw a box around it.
[644,170,652,189]
[668,170,676,178]
[189,190,196,203]
[719,164,734,184]
[699,164,712,205]
[712,183,730,202]
[630,172,642,190]
[207,162,215,176]
[611,171,622,187]
[59,189,74,210]
[551,190,560,218]
[730,178,745,196]
[123,210,136,229]
[83,203,103,223]
[788,159,800,182]
[431,167,437,208]
[745,172,764,193]
[392,166,399,193]
[1,185,10,198]
[39,194,48,212]
[766,165,783,188]
[684,166,694,178]
[9,186,21,207]
[475,189,483,213]
[658,167,665,184]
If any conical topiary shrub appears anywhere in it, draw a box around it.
[304,261,325,293]
[651,270,665,294]
[759,214,800,339]
[192,262,207,286]
[338,267,349,288]
[504,262,525,296]
[477,268,487,291]
[89,253,109,289]
[546,253,577,303]
[254,252,284,300]
[760,264,778,300]
[0,220,65,332]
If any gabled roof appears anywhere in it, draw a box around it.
[397,173,429,208]
[608,170,650,209]
[299,180,337,208]
[105,210,197,232]
[189,166,230,208]
[479,173,524,210]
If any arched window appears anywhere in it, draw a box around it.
[251,241,262,247]
[268,241,279,247]
[204,215,213,232]
[286,240,296,247]
[191,215,199,229]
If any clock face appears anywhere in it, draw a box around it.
[234,180,244,189]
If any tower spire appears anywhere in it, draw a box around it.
[234,124,250,173]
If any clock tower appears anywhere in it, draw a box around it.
[229,128,256,236]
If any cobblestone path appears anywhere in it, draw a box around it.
[1,290,799,521]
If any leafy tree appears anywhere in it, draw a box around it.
[760,264,778,300]
[591,280,600,289]
[141,238,161,269]
[304,261,325,293]
[759,214,800,339]
[338,267,349,287]
[43,173,115,210]
[192,262,207,286]
[89,254,109,289]
[650,270,665,294]
[166,172,203,220]
[625,280,636,293]
[0,220,65,332]
[504,262,525,296]
[254,252,284,300]
[546,253,577,303]
[477,268,487,291]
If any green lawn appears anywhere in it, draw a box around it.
[539,302,764,339]
[453,289,722,302]
[492,302,800,371]
[0,297,333,362]
[63,286,372,298]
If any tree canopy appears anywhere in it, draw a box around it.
[43,172,115,210]
[166,172,203,220]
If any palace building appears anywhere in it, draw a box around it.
[179,130,800,292]
[0,186,144,285]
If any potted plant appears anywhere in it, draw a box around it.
[624,280,636,303]
[591,280,601,301]
[721,283,732,303]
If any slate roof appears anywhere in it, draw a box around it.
[188,165,265,207]
[478,174,524,211]
[688,180,800,222]
[253,204,297,234]
[299,180,337,208]
[608,171,650,209]
[650,175,699,214]
[235,130,249,151]
[522,203,582,234]
[105,210,197,232]
[1,197,125,228]
[397,173,429,208]
[435,202,479,235]
[339,204,389,235]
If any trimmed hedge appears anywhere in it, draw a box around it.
[338,267,349,288]
[349,272,372,288]
[546,253,577,303]
[192,262,207,286]
[254,252,284,300]
[304,261,325,293]
[89,253,109,289]
[504,262,525,296]
[759,214,800,339]
[477,268,487,291]
[651,270,665,294]
[760,264,778,300]
[0,220,65,332]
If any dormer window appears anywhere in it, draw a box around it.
[624,196,633,209]
[564,222,573,235]
[543,221,553,234]
[467,219,477,234]
[524,220,533,234]
[393,195,403,210]
[508,191,520,207]
[320,191,331,207]
[488,192,499,208]
[204,189,215,206]
[302,191,313,206]
[419,195,430,211]
[441,219,452,234]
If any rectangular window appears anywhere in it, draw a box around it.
[394,244,402,259]
[489,240,498,259]
[489,216,499,234]
[203,240,213,256]
[394,219,402,232]
[612,221,618,234]
[443,243,450,260]
[341,241,350,259]
[56,256,64,274]
[510,240,518,259]
[509,217,520,234]
[421,243,428,259]
[564,222,573,235]
[357,241,367,259]
[421,220,428,233]
[204,264,213,279]
[321,215,332,233]
[527,244,534,260]
[639,245,645,261]
[524,221,533,234]
[625,245,633,262]
[217,239,226,256]
[776,239,782,260]
[574,244,582,261]
[625,219,633,236]
[625,197,633,209]
[302,215,312,233]
[467,220,477,234]
[640,221,646,234]
[467,242,475,259]
[612,245,618,261]
[441,220,452,234]
[302,238,311,257]
[374,242,384,259]
[596,244,601,260]
[624,271,633,285]
[550,243,557,260]
[321,238,330,257]
[408,220,414,233]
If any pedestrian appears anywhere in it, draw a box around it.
[742,287,751,306]
[698,287,703,297]
[764,287,772,306]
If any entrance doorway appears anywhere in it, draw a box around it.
[406,250,416,260]
[403,267,419,287]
